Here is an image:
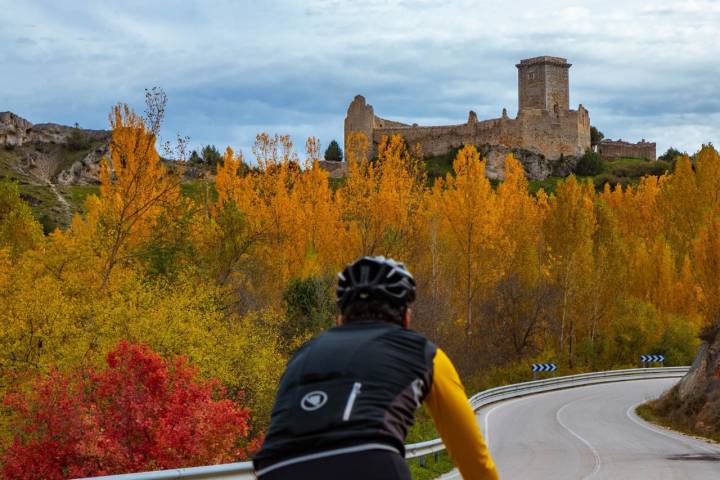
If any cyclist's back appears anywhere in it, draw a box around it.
[252,256,498,480]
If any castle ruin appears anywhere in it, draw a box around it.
[344,56,592,180]
[598,138,656,161]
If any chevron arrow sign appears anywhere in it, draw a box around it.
[640,355,665,363]
[531,363,557,373]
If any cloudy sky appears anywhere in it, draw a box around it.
[1,0,718,158]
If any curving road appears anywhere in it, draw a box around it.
[441,378,720,479]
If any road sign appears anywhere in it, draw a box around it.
[640,355,665,363]
[531,363,557,373]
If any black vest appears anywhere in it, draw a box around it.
[253,321,436,470]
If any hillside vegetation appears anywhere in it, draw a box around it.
[1,95,719,477]
[0,141,103,232]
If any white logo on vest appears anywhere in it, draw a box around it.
[300,391,328,411]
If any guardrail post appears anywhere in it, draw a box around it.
[419,456,426,467]
[434,451,440,463]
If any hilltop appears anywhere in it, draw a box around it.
[0,112,111,231]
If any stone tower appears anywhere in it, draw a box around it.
[516,56,571,112]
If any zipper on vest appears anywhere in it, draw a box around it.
[342,382,362,421]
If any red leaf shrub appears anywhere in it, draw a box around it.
[2,341,253,480]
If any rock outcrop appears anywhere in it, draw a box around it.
[56,143,110,185]
[479,144,578,181]
[1,111,110,185]
[654,325,720,436]
[0,111,33,146]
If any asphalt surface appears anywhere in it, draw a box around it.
[441,378,720,479]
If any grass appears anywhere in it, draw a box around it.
[601,157,648,171]
[407,450,455,480]
[636,403,720,444]
[18,184,67,233]
[60,185,100,213]
[0,149,31,184]
[529,176,562,194]
[403,408,455,478]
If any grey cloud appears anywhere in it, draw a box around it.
[0,0,717,157]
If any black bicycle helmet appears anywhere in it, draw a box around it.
[336,256,416,312]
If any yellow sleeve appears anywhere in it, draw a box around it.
[424,348,499,480]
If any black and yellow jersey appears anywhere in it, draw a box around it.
[253,320,498,480]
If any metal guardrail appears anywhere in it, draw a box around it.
[81,366,689,479]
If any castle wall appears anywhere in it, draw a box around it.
[370,106,590,160]
[372,116,520,157]
[599,139,656,161]
[517,106,590,159]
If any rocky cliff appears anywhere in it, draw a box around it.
[652,324,720,437]
[0,111,110,185]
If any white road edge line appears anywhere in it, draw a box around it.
[482,394,540,447]
[625,401,720,455]
[440,395,546,480]
[556,400,602,480]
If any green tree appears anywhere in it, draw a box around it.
[590,126,604,147]
[201,145,223,165]
[281,276,335,352]
[658,147,683,166]
[575,150,603,176]
[188,149,202,164]
[324,140,343,162]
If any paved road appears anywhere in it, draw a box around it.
[441,378,720,479]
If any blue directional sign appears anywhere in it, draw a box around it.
[531,363,557,373]
[640,355,665,363]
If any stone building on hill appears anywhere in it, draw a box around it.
[344,56,592,180]
[598,138,656,161]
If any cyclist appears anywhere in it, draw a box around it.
[253,256,499,480]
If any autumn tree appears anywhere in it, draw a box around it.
[434,145,500,354]
[0,180,44,259]
[544,176,597,366]
[91,93,183,290]
[484,155,551,360]
[1,341,254,480]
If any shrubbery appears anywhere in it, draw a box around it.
[575,150,603,176]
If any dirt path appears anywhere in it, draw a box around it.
[48,182,73,225]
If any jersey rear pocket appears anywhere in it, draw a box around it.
[288,379,362,435]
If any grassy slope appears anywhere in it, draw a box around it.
[1,145,102,232]
[636,403,720,444]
